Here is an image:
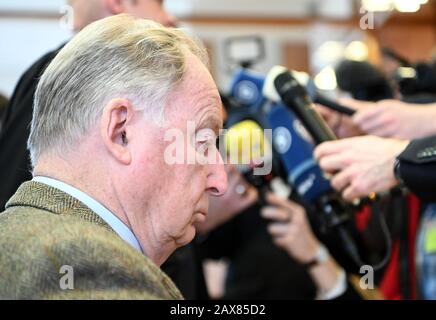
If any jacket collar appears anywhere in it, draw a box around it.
[5,181,114,233]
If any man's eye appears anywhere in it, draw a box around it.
[196,137,215,148]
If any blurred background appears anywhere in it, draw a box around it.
[0,0,434,98]
[0,0,435,301]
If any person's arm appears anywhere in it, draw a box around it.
[260,193,350,299]
[352,100,436,140]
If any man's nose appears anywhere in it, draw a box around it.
[206,153,228,197]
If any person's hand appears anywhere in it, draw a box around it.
[315,98,371,138]
[196,165,258,234]
[352,100,436,140]
[260,193,321,263]
[314,136,409,202]
[261,193,350,299]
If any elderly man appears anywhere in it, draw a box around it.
[0,0,176,210]
[0,15,227,299]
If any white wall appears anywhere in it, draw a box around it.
[0,0,71,97]
[180,22,310,91]
[0,0,357,97]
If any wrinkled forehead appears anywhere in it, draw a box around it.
[166,56,222,128]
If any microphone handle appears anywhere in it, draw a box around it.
[289,95,337,144]
[314,95,356,116]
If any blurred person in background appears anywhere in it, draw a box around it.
[0,93,8,132]
[261,193,382,299]
[198,176,371,300]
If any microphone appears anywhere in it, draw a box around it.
[225,67,390,269]
[312,94,356,116]
[263,66,337,144]
[284,69,356,116]
[224,119,271,172]
[267,103,332,204]
[226,67,340,209]
[224,111,339,217]
[265,68,356,116]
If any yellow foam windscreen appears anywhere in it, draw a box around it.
[224,120,269,165]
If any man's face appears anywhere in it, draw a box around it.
[125,0,177,27]
[129,54,227,254]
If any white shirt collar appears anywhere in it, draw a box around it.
[32,176,143,254]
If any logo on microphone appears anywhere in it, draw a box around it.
[234,80,260,105]
[273,126,292,154]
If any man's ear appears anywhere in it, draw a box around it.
[100,98,134,165]
[103,0,127,15]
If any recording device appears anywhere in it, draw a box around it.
[380,48,436,96]
[309,91,356,116]
[285,70,356,116]
[394,63,436,97]
[225,67,391,269]
[262,65,391,268]
[224,35,265,69]
[335,59,394,102]
[225,68,351,229]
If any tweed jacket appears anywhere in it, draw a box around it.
[0,181,183,300]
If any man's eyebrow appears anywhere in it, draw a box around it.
[196,115,223,135]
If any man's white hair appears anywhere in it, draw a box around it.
[28,14,208,167]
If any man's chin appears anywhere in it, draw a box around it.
[193,212,207,223]
[175,225,197,247]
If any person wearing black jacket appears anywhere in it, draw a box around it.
[395,135,436,203]
[0,49,62,210]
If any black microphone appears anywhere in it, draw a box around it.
[312,94,356,116]
[265,67,356,116]
[292,71,356,116]
[263,66,336,144]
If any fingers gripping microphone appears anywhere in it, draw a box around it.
[263,66,337,144]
